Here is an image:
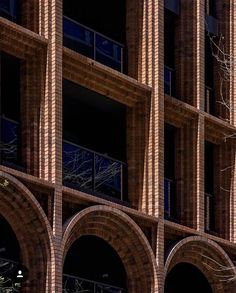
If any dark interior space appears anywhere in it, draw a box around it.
[205,34,214,89]
[63,0,126,44]
[0,0,21,23]
[63,80,127,162]
[205,0,217,17]
[205,140,216,231]
[164,9,176,69]
[64,235,127,289]
[164,123,177,220]
[164,123,175,180]
[0,214,20,262]
[164,9,177,97]
[165,262,213,293]
[0,52,21,121]
[205,141,214,194]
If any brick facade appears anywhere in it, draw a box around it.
[1,0,236,292]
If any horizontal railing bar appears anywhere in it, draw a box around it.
[63,139,126,165]
[205,192,214,198]
[63,273,126,291]
[0,257,19,265]
[0,114,19,125]
[164,65,175,72]
[63,16,124,48]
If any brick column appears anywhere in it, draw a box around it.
[138,0,164,292]
[196,115,205,231]
[21,57,41,176]
[194,0,205,110]
[39,0,63,292]
[139,0,164,218]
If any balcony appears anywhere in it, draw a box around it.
[164,66,175,97]
[0,0,17,22]
[63,274,126,293]
[0,116,24,171]
[63,16,124,72]
[63,141,126,203]
[164,0,180,15]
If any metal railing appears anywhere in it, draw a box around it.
[205,192,214,231]
[0,115,23,170]
[164,177,175,219]
[63,274,126,293]
[63,140,126,201]
[0,0,17,22]
[164,66,175,97]
[0,257,22,293]
[63,16,124,72]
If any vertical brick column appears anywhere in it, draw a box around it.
[21,57,41,176]
[138,0,164,291]
[196,115,205,231]
[39,0,63,292]
[194,0,205,110]
[139,0,164,218]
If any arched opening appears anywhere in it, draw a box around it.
[63,235,127,292]
[0,172,53,293]
[0,214,26,292]
[165,262,213,293]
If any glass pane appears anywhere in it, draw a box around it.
[96,34,122,71]
[95,154,122,199]
[63,142,93,191]
[0,117,19,165]
[0,258,21,293]
[164,179,170,214]
[0,0,10,12]
[96,284,123,293]
[164,67,171,95]
[63,276,94,293]
[63,17,94,59]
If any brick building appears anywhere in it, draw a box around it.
[1,0,236,292]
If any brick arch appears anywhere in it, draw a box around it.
[62,205,159,293]
[164,236,236,293]
[0,171,54,293]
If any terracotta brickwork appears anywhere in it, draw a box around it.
[1,0,236,292]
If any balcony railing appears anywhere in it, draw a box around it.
[164,177,175,219]
[164,66,175,97]
[0,0,17,22]
[0,115,24,170]
[63,16,124,72]
[0,257,23,292]
[205,192,214,232]
[63,274,126,293]
[63,140,126,201]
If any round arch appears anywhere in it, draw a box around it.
[62,205,159,293]
[0,171,54,293]
[164,236,236,293]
